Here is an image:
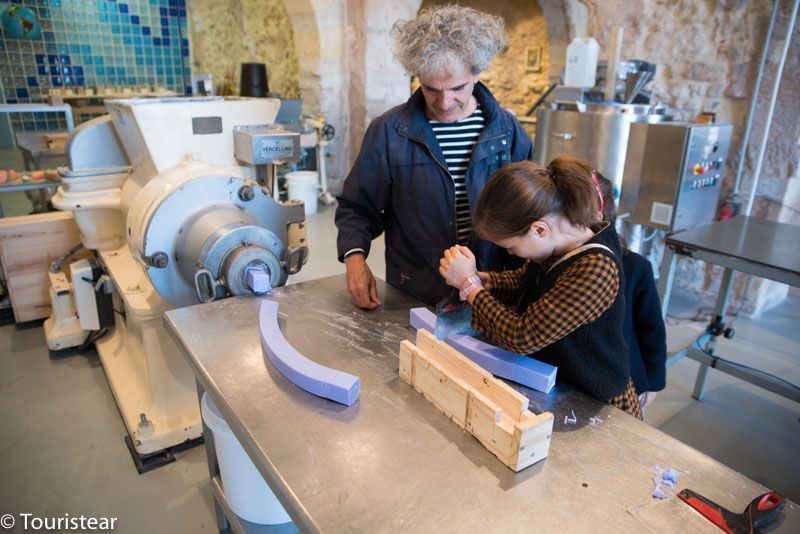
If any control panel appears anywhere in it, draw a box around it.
[619,122,732,232]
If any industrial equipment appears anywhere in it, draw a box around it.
[535,102,669,192]
[619,122,732,232]
[43,97,308,471]
[274,99,337,206]
[534,58,733,237]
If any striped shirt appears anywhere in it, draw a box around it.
[430,106,485,245]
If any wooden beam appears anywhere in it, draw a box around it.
[407,342,473,429]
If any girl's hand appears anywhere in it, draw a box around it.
[439,246,477,288]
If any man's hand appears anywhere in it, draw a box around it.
[345,254,381,310]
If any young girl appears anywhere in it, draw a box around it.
[439,156,642,418]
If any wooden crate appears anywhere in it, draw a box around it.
[0,212,87,323]
[43,132,69,150]
[399,329,554,471]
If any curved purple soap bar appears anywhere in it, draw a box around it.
[260,300,359,406]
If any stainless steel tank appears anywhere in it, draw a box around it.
[534,103,670,189]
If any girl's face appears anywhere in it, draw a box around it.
[494,222,554,262]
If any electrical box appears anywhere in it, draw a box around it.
[619,122,732,232]
[233,126,301,165]
[70,258,115,331]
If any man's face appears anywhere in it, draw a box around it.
[418,68,479,123]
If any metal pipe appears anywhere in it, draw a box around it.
[604,27,624,101]
[732,0,780,198]
[745,0,799,216]
[525,83,558,116]
[58,166,133,178]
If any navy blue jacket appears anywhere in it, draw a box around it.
[623,251,667,394]
[335,82,533,306]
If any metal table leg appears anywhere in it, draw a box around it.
[691,348,712,400]
[657,245,677,322]
[692,267,736,400]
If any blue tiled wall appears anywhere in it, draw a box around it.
[1,0,191,131]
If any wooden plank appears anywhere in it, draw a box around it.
[467,393,513,464]
[398,340,416,385]
[410,344,472,429]
[415,329,529,422]
[0,212,84,323]
[398,339,553,472]
[510,413,554,471]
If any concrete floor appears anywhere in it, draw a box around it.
[1,200,798,533]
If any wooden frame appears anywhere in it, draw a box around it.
[525,45,542,73]
[399,329,553,472]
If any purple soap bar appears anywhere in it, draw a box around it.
[409,307,557,393]
[260,300,359,406]
[247,269,271,294]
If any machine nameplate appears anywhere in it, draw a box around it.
[259,139,295,158]
[192,116,223,135]
[650,202,673,226]
[233,128,301,165]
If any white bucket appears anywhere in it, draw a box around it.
[201,393,292,525]
[285,171,319,216]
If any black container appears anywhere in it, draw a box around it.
[240,63,269,97]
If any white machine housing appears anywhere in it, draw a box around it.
[45,97,308,459]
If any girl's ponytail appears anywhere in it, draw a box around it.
[547,155,600,228]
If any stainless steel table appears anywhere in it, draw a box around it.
[164,275,798,533]
[658,216,800,402]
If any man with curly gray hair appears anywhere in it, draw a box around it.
[336,5,533,309]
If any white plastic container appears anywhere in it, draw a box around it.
[564,37,600,88]
[201,393,291,525]
[285,171,319,216]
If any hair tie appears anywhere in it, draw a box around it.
[591,170,605,215]
[546,166,555,179]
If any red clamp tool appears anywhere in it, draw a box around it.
[677,488,785,533]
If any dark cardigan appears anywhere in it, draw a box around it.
[622,251,667,394]
[517,225,630,401]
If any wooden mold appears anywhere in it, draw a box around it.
[399,329,554,472]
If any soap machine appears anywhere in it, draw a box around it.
[534,58,733,236]
[43,97,309,470]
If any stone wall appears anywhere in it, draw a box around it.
[187,0,300,98]
[573,0,799,315]
[420,0,552,118]
[188,0,417,191]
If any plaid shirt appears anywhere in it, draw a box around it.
[471,252,619,355]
